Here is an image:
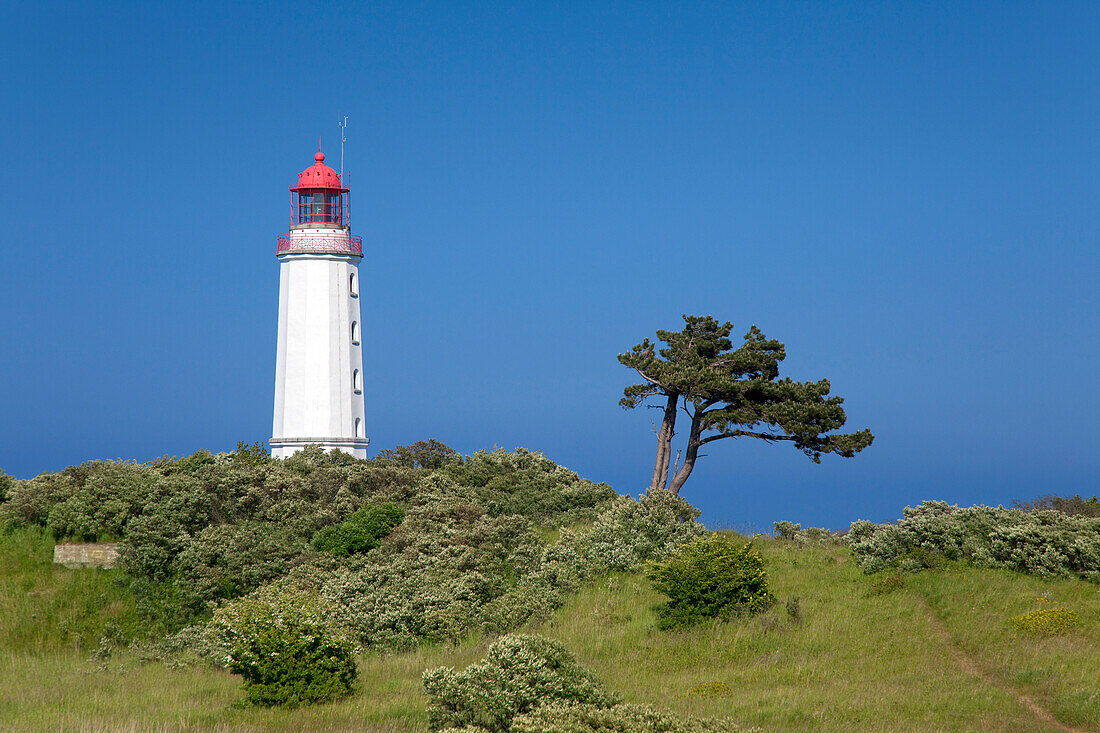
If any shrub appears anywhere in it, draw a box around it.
[647,533,774,629]
[293,475,543,650]
[475,489,708,636]
[176,521,309,601]
[511,702,746,733]
[1012,604,1082,636]
[8,446,704,658]
[773,520,800,539]
[773,520,844,544]
[310,503,404,556]
[441,448,617,523]
[559,489,707,577]
[784,595,802,624]
[1013,494,1100,519]
[376,439,462,470]
[213,588,357,707]
[272,485,706,651]
[848,501,1100,581]
[898,545,944,572]
[231,441,271,467]
[422,634,620,732]
[3,460,161,541]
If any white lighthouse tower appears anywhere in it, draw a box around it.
[270,146,368,458]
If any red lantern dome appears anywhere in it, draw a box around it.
[292,151,348,193]
[286,147,351,228]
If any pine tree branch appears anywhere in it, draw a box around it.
[699,430,797,445]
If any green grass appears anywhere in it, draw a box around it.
[0,526,142,653]
[1,531,1097,731]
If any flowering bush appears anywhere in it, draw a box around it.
[424,636,746,733]
[848,501,1100,581]
[553,489,708,577]
[423,634,620,732]
[510,702,747,733]
[647,534,774,629]
[212,587,357,707]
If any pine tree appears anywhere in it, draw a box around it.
[619,315,873,495]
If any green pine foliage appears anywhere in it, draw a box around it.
[647,534,775,629]
[618,315,873,494]
[309,503,404,555]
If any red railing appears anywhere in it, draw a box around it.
[277,233,363,255]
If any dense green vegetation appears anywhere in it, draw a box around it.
[215,589,359,707]
[848,500,1100,580]
[310,503,405,556]
[647,535,774,629]
[0,444,629,646]
[0,445,1097,731]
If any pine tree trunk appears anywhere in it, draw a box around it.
[667,411,702,495]
[649,393,678,492]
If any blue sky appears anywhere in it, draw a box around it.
[1,1,1096,529]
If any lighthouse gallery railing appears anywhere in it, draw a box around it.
[277,233,363,255]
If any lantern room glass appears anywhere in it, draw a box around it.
[296,190,343,225]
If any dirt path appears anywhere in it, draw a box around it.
[916,596,1086,733]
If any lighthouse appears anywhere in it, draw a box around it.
[270,147,368,458]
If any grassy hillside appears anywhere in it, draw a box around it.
[2,529,1096,732]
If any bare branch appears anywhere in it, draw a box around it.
[700,430,797,445]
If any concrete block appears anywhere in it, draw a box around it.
[53,543,121,569]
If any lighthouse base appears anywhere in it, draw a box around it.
[270,437,370,460]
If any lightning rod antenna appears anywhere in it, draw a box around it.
[340,116,348,181]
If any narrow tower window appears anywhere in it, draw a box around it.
[351,321,359,345]
[349,273,358,297]
[353,369,362,393]
[355,418,363,438]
